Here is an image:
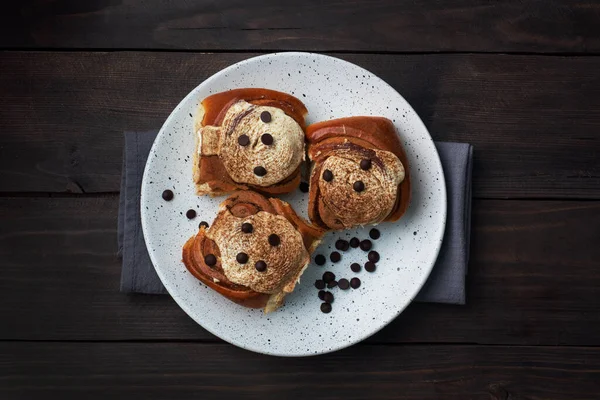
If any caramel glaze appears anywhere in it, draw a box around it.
[197,88,308,195]
[202,88,308,128]
[306,117,411,230]
[182,191,325,309]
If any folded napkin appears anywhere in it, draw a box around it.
[118,131,473,304]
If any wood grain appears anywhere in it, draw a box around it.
[1,196,599,345]
[2,342,599,399]
[2,1,600,53]
[1,52,599,198]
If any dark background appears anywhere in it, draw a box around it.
[1,1,599,399]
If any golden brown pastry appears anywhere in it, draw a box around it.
[182,191,324,313]
[306,117,411,230]
[193,88,308,196]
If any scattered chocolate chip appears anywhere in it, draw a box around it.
[204,254,217,267]
[315,280,326,289]
[365,261,376,272]
[353,180,365,192]
[199,221,209,229]
[162,190,174,201]
[318,290,326,300]
[338,278,350,290]
[241,222,253,233]
[238,134,250,146]
[322,169,333,182]
[315,254,326,266]
[360,159,372,170]
[268,233,280,246]
[335,239,350,251]
[360,239,372,251]
[299,181,309,193]
[350,277,361,289]
[330,251,341,263]
[327,280,338,289]
[349,237,360,248]
[260,111,272,123]
[369,228,381,240]
[186,209,197,219]
[323,292,334,304]
[261,133,274,145]
[255,260,267,272]
[320,303,332,313]
[368,251,380,263]
[350,263,361,273]
[323,271,336,283]
[236,252,249,264]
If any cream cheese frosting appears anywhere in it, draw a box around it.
[316,147,404,228]
[206,205,309,294]
[199,100,305,187]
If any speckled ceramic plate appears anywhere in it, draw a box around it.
[141,52,446,356]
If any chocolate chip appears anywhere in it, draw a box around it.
[335,239,349,251]
[162,190,174,201]
[368,251,380,263]
[199,221,209,229]
[323,271,335,283]
[369,228,381,240]
[241,222,253,233]
[360,159,372,170]
[299,181,309,193]
[350,277,361,289]
[320,303,332,313]
[315,280,326,289]
[204,254,217,267]
[254,166,267,176]
[255,260,267,272]
[261,133,273,145]
[353,180,365,192]
[186,209,196,219]
[238,134,250,146]
[315,254,326,266]
[349,237,360,248]
[236,252,249,264]
[323,292,334,304]
[260,111,272,123]
[365,261,376,272]
[322,169,333,182]
[360,239,372,251]
[318,290,326,300]
[327,280,338,289]
[268,233,280,246]
[330,251,341,263]
[338,278,350,290]
[350,263,361,273]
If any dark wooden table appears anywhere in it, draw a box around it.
[1,1,600,399]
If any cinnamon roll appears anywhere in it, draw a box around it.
[306,117,411,230]
[182,191,324,313]
[193,88,308,196]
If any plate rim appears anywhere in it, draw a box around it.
[141,51,447,356]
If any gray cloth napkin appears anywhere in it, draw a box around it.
[118,131,473,304]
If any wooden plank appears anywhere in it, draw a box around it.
[1,52,599,198]
[1,196,599,345]
[1,342,599,399]
[2,1,600,53]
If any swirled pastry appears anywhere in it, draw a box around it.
[306,117,411,230]
[182,191,324,313]
[193,88,308,196]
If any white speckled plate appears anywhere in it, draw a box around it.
[141,53,446,356]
